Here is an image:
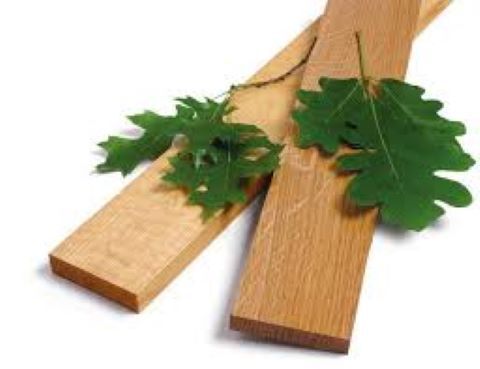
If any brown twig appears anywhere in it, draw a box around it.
[215,37,318,100]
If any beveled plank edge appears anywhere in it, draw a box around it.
[50,254,141,312]
[230,315,350,353]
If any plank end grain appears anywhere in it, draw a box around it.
[50,253,141,312]
[230,0,429,353]
[230,315,350,353]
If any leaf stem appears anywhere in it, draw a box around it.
[355,32,368,83]
[214,37,318,100]
[355,31,401,181]
[355,31,371,101]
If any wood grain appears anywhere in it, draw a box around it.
[230,0,425,353]
[50,0,449,312]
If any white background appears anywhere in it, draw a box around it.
[0,0,479,368]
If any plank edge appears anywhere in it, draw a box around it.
[49,254,141,312]
[230,315,350,353]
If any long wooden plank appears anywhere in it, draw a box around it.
[230,0,424,353]
[50,0,449,312]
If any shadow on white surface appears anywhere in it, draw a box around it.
[376,216,448,242]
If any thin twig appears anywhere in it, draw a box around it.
[214,37,318,100]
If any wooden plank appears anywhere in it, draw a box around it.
[230,0,425,353]
[50,0,449,312]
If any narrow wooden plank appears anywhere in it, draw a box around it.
[50,0,448,312]
[50,20,320,312]
[230,0,424,353]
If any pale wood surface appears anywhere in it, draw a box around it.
[230,0,427,353]
[50,0,449,312]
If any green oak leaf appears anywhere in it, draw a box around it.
[97,111,179,176]
[97,97,230,176]
[294,77,475,231]
[164,124,282,218]
[97,97,282,218]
